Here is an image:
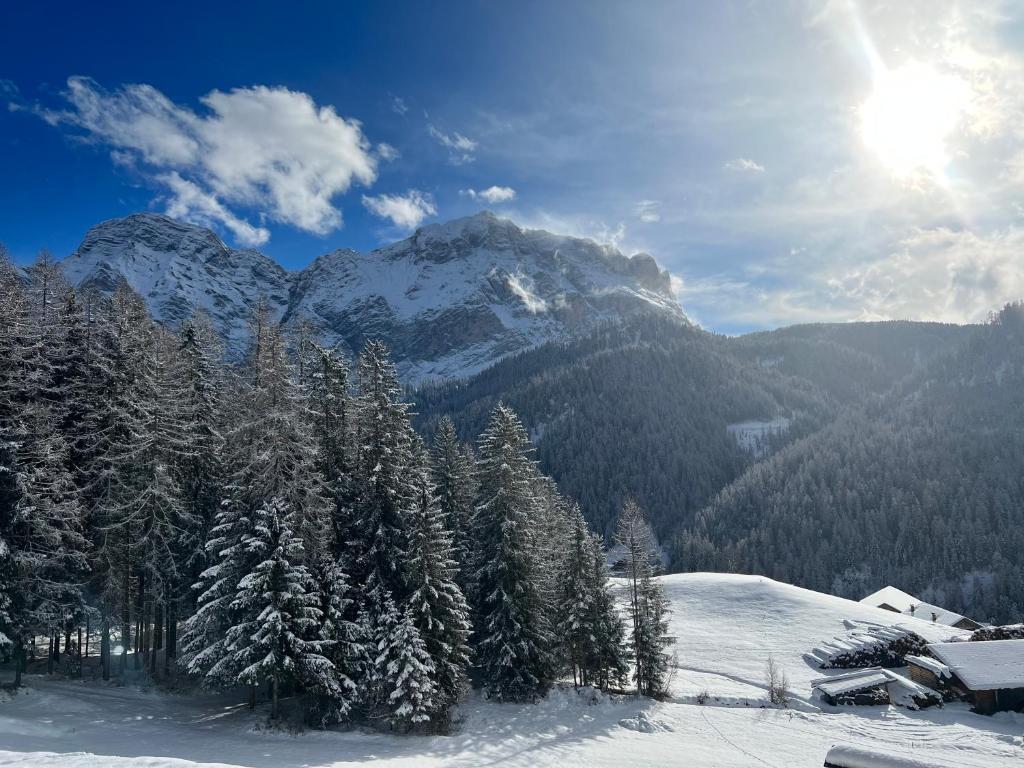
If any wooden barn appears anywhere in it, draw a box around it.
[924,639,1024,715]
[904,654,956,696]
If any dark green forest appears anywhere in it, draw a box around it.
[417,308,1024,624]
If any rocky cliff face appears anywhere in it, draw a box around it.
[62,211,686,382]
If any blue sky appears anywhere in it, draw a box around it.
[3,0,1023,333]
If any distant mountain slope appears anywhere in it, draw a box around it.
[728,321,974,402]
[679,304,1024,624]
[415,316,837,538]
[415,315,976,541]
[60,211,685,382]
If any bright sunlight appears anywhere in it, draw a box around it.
[859,61,970,181]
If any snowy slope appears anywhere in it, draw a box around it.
[653,573,967,698]
[60,211,686,382]
[2,573,1020,767]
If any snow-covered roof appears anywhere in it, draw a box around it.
[927,639,1024,690]
[902,601,968,627]
[814,671,891,697]
[904,654,951,679]
[860,586,918,612]
[859,588,972,628]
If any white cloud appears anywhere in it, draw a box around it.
[461,185,517,204]
[161,172,270,246]
[391,96,408,116]
[37,77,378,244]
[362,189,437,230]
[825,226,1024,324]
[428,124,477,164]
[724,157,766,173]
[635,199,661,223]
[377,142,400,161]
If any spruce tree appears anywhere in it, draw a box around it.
[586,533,629,690]
[407,436,471,717]
[183,303,330,688]
[313,558,363,722]
[351,341,414,598]
[558,504,598,687]
[306,343,355,553]
[430,416,476,596]
[472,403,552,702]
[227,498,339,720]
[180,494,255,687]
[369,590,436,729]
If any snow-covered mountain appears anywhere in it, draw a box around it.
[61,211,686,382]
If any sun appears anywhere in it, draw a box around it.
[859,61,970,181]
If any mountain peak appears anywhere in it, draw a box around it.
[60,212,686,382]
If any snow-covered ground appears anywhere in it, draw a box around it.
[1,573,1021,767]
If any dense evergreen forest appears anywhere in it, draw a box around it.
[679,303,1024,624]
[0,251,673,727]
[415,317,836,538]
[418,309,1024,625]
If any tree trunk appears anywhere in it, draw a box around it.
[101,615,110,681]
[77,625,83,677]
[13,639,23,688]
[154,603,163,650]
[84,616,90,661]
[150,602,160,676]
[121,560,131,674]
[65,628,72,655]
[47,633,54,675]
[163,604,170,678]
[135,570,145,670]
[271,676,279,720]
[249,683,256,709]
[167,600,176,660]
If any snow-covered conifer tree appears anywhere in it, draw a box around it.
[558,503,598,686]
[406,436,471,717]
[11,254,89,662]
[312,559,363,722]
[306,343,355,551]
[585,532,629,690]
[369,590,437,729]
[430,416,476,597]
[0,436,21,681]
[616,498,671,697]
[183,302,329,689]
[471,403,552,702]
[227,498,339,720]
[351,341,414,597]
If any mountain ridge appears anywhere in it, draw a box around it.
[60,211,686,382]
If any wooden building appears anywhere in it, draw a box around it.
[925,639,1024,715]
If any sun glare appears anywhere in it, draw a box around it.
[859,61,970,181]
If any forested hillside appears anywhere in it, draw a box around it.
[415,317,835,538]
[728,320,973,402]
[678,304,1024,624]
[415,316,970,541]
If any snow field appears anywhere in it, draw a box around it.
[1,573,1021,767]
